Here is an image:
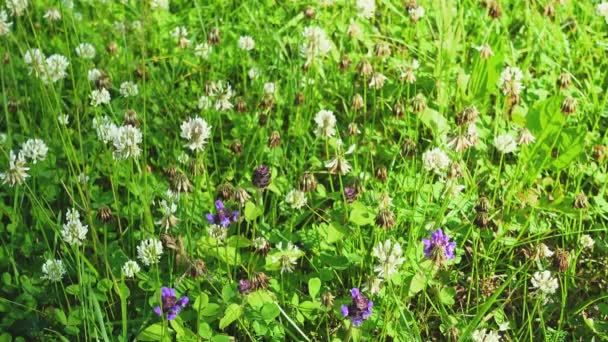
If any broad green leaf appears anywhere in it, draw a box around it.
[308,277,321,299]
[349,202,374,226]
[219,304,243,329]
[260,303,280,322]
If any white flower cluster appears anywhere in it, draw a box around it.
[0,10,13,36]
[180,116,212,152]
[6,0,29,17]
[24,49,70,84]
[90,88,111,106]
[93,116,142,160]
[356,0,375,19]
[372,239,405,280]
[314,109,336,138]
[238,35,255,51]
[422,147,450,175]
[75,43,96,59]
[137,238,163,266]
[270,242,304,274]
[41,259,66,282]
[1,138,48,187]
[300,26,333,65]
[472,329,501,342]
[531,270,559,295]
[285,189,307,209]
[122,260,140,278]
[119,81,139,97]
[195,42,212,59]
[61,208,88,246]
[597,3,608,23]
[155,199,179,231]
[498,66,524,96]
[493,133,517,154]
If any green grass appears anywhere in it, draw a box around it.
[1,0,608,341]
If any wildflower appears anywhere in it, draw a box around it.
[24,49,45,75]
[111,125,142,160]
[98,206,113,222]
[90,88,111,107]
[207,27,221,45]
[21,138,48,164]
[6,0,28,17]
[494,133,517,154]
[58,114,69,125]
[119,81,138,97]
[75,43,96,59]
[476,44,494,59]
[235,187,251,206]
[422,148,450,174]
[372,240,405,279]
[252,165,272,188]
[238,35,255,50]
[447,135,471,153]
[472,329,501,342]
[61,208,88,246]
[180,116,211,152]
[137,238,163,266]
[207,81,234,111]
[122,260,140,278]
[41,54,69,83]
[270,242,303,274]
[285,189,307,209]
[300,26,333,64]
[561,96,577,115]
[197,95,212,110]
[156,200,179,231]
[43,8,61,21]
[88,68,102,82]
[314,109,337,138]
[194,42,212,59]
[93,116,118,143]
[376,210,396,229]
[498,66,524,97]
[206,200,238,228]
[154,287,189,320]
[0,151,29,187]
[356,0,375,19]
[517,128,535,146]
[368,72,387,89]
[248,67,260,80]
[41,259,66,282]
[170,26,188,41]
[263,82,276,95]
[238,279,253,294]
[340,288,373,327]
[422,228,456,261]
[253,236,270,255]
[409,5,425,22]
[400,59,419,83]
[531,270,558,295]
[347,19,362,38]
[0,10,13,36]
[534,243,554,260]
[326,142,355,175]
[597,3,608,22]
[580,235,595,249]
[150,0,169,10]
[208,224,228,242]
[344,186,358,203]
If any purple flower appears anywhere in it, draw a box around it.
[206,200,239,228]
[238,279,253,295]
[422,228,456,261]
[341,288,373,327]
[153,287,189,320]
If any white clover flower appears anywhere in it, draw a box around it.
[75,43,96,59]
[531,270,558,295]
[6,0,28,17]
[253,237,269,252]
[445,181,465,198]
[90,88,111,107]
[180,116,211,152]
[535,243,554,259]
[517,128,535,146]
[580,234,595,249]
[170,26,188,41]
[207,81,234,111]
[325,155,351,175]
[372,239,405,279]
[122,260,140,278]
[177,152,189,165]
[0,10,13,36]
[61,208,88,246]
[285,189,307,209]
[409,6,425,22]
[400,59,420,83]
[150,0,169,10]
[314,109,336,138]
[0,150,29,187]
[356,0,376,19]
[494,133,517,154]
[472,329,501,342]
[93,116,118,143]
[271,242,304,274]
[24,49,45,71]
[137,238,163,266]
[263,82,276,95]
[87,68,102,82]
[41,54,69,83]
[20,138,48,164]
[368,72,388,89]
[248,67,260,80]
[499,66,524,96]
[41,259,66,282]
[422,147,450,174]
[111,125,142,160]
[58,114,70,125]
[43,8,61,21]
[208,224,228,242]
[300,26,333,63]
[119,81,138,97]
[238,35,255,51]
[597,3,608,22]
[197,95,212,110]
[155,199,179,231]
[194,42,212,59]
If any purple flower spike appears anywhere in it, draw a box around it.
[342,288,372,327]
[154,287,188,321]
[422,228,457,262]
[206,200,239,228]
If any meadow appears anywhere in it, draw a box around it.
[1,0,608,341]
